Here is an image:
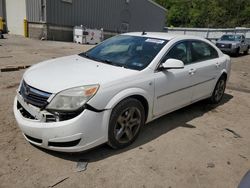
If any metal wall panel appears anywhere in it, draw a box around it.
[26,0,45,22]
[129,0,166,32]
[46,0,123,31]
[45,0,166,32]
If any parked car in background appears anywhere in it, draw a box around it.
[14,32,231,152]
[238,170,250,188]
[216,34,249,56]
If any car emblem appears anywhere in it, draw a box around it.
[221,44,225,47]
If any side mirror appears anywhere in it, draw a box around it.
[161,59,184,70]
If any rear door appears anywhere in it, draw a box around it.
[188,40,221,102]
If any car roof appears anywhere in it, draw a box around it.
[123,32,204,41]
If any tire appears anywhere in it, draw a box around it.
[108,98,145,149]
[209,76,227,104]
[244,46,249,55]
[234,47,240,57]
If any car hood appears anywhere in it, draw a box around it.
[23,55,137,93]
[216,40,240,44]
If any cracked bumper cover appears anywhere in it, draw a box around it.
[13,96,111,152]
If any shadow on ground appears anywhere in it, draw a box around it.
[36,93,233,162]
[230,53,249,58]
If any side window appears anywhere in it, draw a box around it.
[190,41,218,63]
[161,42,190,65]
[242,35,245,42]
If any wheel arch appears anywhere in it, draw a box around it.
[105,88,152,121]
[212,70,228,92]
[220,72,227,80]
[126,95,149,122]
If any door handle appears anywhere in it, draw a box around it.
[189,68,196,75]
[215,62,221,68]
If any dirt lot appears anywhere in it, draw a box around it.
[0,35,250,188]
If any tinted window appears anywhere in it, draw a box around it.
[161,41,190,65]
[79,35,168,70]
[190,41,218,63]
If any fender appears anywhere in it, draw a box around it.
[105,87,153,110]
[212,69,228,88]
[216,54,230,83]
[220,69,228,78]
[87,88,153,143]
[210,55,230,93]
[219,57,230,82]
[102,87,154,122]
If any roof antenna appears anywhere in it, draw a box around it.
[142,30,147,35]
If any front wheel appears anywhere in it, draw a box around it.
[209,76,226,104]
[108,98,145,149]
[244,46,249,55]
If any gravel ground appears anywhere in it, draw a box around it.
[0,35,250,188]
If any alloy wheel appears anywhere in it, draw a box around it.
[214,79,225,102]
[114,107,141,144]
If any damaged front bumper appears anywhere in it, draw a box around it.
[13,95,111,152]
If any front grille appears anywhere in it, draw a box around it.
[20,81,52,108]
[17,101,36,120]
[216,43,232,49]
[45,114,57,122]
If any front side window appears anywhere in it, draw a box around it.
[79,35,168,70]
[190,41,218,63]
[161,41,190,65]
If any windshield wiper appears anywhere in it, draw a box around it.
[99,59,123,67]
[79,52,90,59]
[80,52,101,62]
[79,53,123,68]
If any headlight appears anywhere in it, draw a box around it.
[46,85,99,111]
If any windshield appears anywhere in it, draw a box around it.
[79,35,168,70]
[221,35,242,41]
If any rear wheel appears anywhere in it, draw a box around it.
[234,47,240,56]
[108,98,145,149]
[209,76,227,104]
[244,46,249,55]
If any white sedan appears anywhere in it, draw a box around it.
[14,32,231,152]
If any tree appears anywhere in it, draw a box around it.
[154,0,250,28]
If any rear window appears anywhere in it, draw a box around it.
[191,41,219,63]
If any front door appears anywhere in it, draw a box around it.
[153,41,193,117]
